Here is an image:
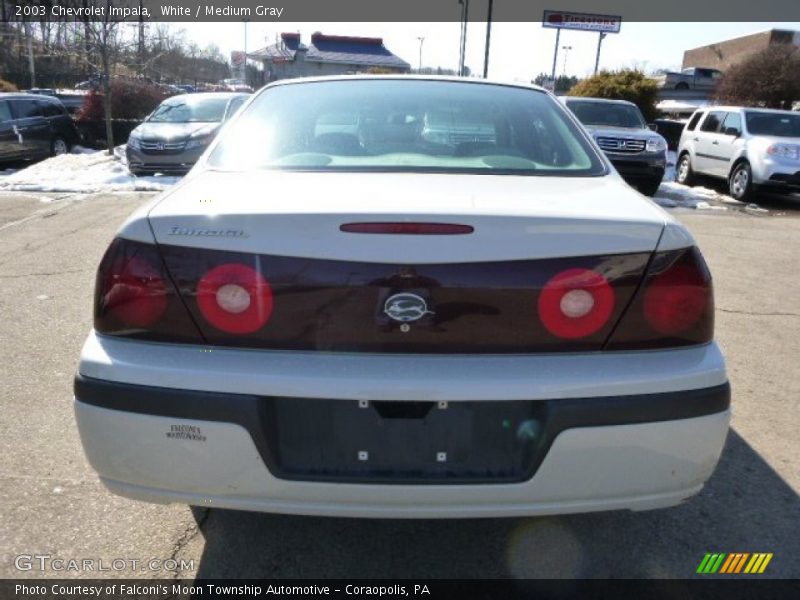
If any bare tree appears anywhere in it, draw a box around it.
[715,45,800,110]
[79,0,128,153]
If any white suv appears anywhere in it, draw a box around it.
[676,106,800,202]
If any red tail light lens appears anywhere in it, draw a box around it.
[538,268,615,339]
[606,247,713,350]
[94,238,203,342]
[197,263,273,334]
[644,262,709,335]
[103,255,167,327]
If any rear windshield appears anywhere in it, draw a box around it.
[208,80,605,176]
[149,96,231,123]
[565,100,645,129]
[744,111,800,138]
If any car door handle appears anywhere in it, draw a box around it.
[711,140,719,145]
[692,137,699,142]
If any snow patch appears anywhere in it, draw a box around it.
[663,150,677,183]
[0,151,180,194]
[70,145,97,155]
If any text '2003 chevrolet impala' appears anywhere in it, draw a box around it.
[74,77,730,518]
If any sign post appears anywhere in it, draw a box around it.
[542,10,622,81]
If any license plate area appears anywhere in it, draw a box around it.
[260,398,547,483]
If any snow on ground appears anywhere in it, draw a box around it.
[652,150,765,212]
[0,148,180,194]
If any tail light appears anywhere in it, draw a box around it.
[196,263,274,334]
[94,239,712,352]
[605,246,713,350]
[538,268,615,339]
[94,238,203,342]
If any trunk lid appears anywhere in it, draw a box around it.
[147,170,666,262]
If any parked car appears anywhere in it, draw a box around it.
[221,78,254,93]
[54,91,88,116]
[75,77,729,518]
[652,118,688,151]
[676,106,800,202]
[174,84,196,94]
[563,97,668,196]
[125,92,249,175]
[0,93,81,164]
[654,67,723,91]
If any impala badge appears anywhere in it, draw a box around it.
[384,293,434,323]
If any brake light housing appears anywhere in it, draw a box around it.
[94,238,203,343]
[605,246,714,350]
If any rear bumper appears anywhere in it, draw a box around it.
[73,334,731,517]
[74,391,730,518]
[75,374,730,485]
[757,171,800,194]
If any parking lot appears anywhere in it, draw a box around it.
[0,190,798,579]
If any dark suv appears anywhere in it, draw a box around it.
[0,93,81,165]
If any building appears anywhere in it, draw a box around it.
[250,32,410,83]
[682,29,800,71]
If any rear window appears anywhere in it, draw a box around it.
[565,100,645,129]
[0,101,11,122]
[745,111,800,137]
[208,80,605,176]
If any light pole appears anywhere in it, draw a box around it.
[561,45,572,77]
[416,36,425,72]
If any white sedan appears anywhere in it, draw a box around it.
[74,76,730,518]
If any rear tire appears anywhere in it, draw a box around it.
[51,137,69,156]
[729,161,754,203]
[637,178,662,197]
[676,153,695,186]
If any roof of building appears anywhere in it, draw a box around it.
[250,32,410,70]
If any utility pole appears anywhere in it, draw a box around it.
[594,32,607,75]
[243,20,248,84]
[25,23,35,88]
[482,0,493,79]
[458,0,469,76]
[416,36,425,71]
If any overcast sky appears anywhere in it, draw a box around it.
[177,21,800,82]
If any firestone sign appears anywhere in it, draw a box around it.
[542,10,622,34]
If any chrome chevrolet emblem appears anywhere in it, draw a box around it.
[384,293,434,323]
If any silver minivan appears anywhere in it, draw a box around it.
[676,106,800,202]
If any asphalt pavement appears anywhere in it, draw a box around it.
[0,191,797,579]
